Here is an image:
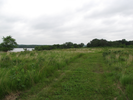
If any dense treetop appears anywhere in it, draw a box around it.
[87,39,133,48]
[35,42,84,51]
[0,36,18,52]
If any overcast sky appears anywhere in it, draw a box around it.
[0,0,133,44]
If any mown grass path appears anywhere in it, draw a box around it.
[18,52,122,100]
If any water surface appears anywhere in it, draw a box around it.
[10,48,34,52]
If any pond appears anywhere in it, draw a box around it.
[10,48,34,52]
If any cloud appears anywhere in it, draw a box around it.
[84,0,133,19]
[31,15,66,30]
[0,0,4,8]
[0,0,133,44]
[0,15,24,34]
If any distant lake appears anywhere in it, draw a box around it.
[10,48,34,52]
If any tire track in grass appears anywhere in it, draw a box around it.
[19,53,121,100]
[16,54,84,100]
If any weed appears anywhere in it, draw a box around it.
[0,50,84,99]
[120,75,133,86]
[126,85,133,99]
[102,49,133,99]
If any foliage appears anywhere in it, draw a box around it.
[17,45,49,48]
[87,38,133,47]
[35,42,84,51]
[23,48,29,51]
[0,49,84,99]
[1,48,133,100]
[103,49,133,100]
[0,36,18,52]
[18,49,123,100]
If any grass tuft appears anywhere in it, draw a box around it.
[120,75,133,86]
[0,50,84,99]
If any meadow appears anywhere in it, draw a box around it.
[0,48,133,100]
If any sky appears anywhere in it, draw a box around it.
[0,0,133,45]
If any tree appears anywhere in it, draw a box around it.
[0,36,18,52]
[99,39,108,47]
[64,42,74,48]
[79,43,84,47]
[90,39,100,47]
[87,43,91,47]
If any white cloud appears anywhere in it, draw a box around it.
[0,0,133,44]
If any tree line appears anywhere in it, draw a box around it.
[17,45,48,48]
[35,42,84,51]
[20,39,133,50]
[87,39,133,48]
[1,36,133,52]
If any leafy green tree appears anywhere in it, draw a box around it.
[0,36,18,52]
[65,42,74,48]
[90,39,100,47]
[79,43,84,47]
[99,39,108,47]
[87,43,91,47]
[73,43,78,48]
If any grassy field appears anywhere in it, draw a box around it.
[0,48,133,100]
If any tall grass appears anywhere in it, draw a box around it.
[103,49,133,99]
[0,50,84,99]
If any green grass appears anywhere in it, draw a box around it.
[18,52,121,100]
[102,48,133,100]
[1,48,133,100]
[0,50,84,99]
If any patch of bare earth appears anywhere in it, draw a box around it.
[3,92,21,100]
